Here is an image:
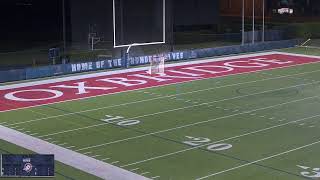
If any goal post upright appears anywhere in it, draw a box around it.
[112,0,166,68]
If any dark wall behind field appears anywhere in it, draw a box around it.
[173,0,219,26]
[0,0,62,42]
[69,0,220,44]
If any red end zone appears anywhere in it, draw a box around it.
[0,53,319,112]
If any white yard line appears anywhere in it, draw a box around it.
[6,67,320,127]
[1,52,319,114]
[0,126,150,180]
[41,80,320,139]
[196,140,320,180]
[78,95,320,152]
[120,112,320,168]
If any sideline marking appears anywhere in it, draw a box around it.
[196,140,320,179]
[0,125,150,180]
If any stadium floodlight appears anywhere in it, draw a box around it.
[112,0,166,51]
[277,8,294,14]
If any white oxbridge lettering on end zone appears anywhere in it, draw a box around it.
[3,57,293,103]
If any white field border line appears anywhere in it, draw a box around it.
[196,140,320,180]
[0,51,280,90]
[0,126,150,180]
[120,112,320,168]
[1,52,320,113]
[40,80,320,139]
[77,95,319,152]
[6,67,320,127]
[278,51,320,59]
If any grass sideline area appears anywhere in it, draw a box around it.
[0,51,320,179]
[0,140,101,180]
[281,39,320,56]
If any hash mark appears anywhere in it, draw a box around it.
[58,142,68,146]
[141,172,150,175]
[9,126,19,129]
[130,168,139,171]
[101,157,110,161]
[91,154,101,158]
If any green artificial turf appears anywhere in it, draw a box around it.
[1,51,320,179]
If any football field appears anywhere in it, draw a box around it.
[1,52,320,179]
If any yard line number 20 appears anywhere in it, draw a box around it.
[183,136,232,151]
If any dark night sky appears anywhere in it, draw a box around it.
[1,0,319,46]
[0,0,62,42]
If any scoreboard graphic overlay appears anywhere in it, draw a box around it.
[0,154,54,178]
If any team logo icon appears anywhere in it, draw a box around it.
[23,163,33,173]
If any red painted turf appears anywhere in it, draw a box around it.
[0,53,319,112]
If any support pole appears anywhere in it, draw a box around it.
[252,0,255,44]
[62,0,66,53]
[262,0,265,42]
[242,0,245,45]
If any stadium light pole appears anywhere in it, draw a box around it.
[62,0,66,53]
[252,0,255,44]
[242,0,245,45]
[262,0,265,42]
